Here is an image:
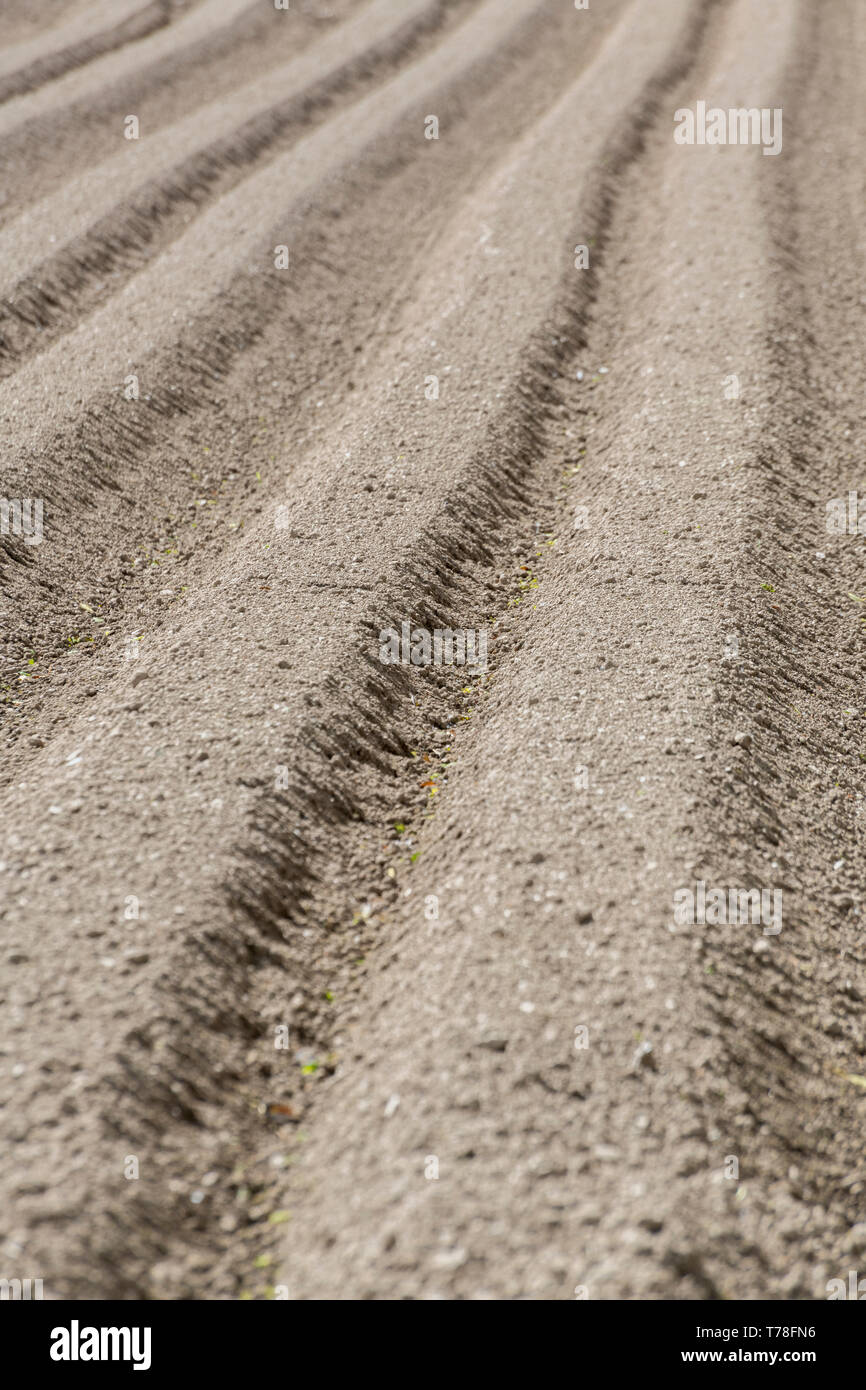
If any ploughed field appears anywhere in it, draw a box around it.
[1,0,864,1300]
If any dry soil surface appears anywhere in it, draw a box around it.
[1,0,865,1301]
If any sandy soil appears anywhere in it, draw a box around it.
[1,0,865,1301]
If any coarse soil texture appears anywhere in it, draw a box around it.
[1,0,865,1301]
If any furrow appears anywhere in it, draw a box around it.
[0,0,476,373]
[0,0,170,106]
[0,0,340,220]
